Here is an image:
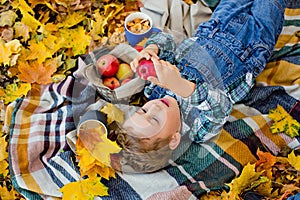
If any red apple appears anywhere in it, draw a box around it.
[137,59,157,80]
[121,78,132,85]
[116,63,134,81]
[96,54,119,77]
[103,77,120,90]
[134,46,143,52]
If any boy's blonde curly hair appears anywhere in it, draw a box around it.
[111,126,173,173]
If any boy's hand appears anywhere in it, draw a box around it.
[130,44,159,72]
[148,57,196,98]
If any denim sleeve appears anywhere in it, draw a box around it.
[144,32,176,63]
[180,82,233,143]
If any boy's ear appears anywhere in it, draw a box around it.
[169,132,181,150]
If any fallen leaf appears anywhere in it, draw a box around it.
[26,40,53,63]
[0,136,8,161]
[225,163,263,199]
[0,10,18,27]
[268,104,300,138]
[18,7,41,32]
[0,160,9,176]
[92,132,122,167]
[100,103,124,124]
[0,39,22,65]
[0,186,15,200]
[18,60,57,84]
[1,83,31,104]
[60,176,109,200]
[57,11,87,28]
[255,149,276,179]
[287,151,300,171]
[76,135,119,179]
[59,26,91,56]
[13,22,30,42]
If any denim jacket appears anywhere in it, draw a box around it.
[143,0,286,143]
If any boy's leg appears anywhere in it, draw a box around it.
[210,0,254,24]
[190,0,286,96]
[210,0,286,49]
[249,0,286,48]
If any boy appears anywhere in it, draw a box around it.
[79,0,285,172]
[113,0,286,173]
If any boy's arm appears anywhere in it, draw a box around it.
[179,82,233,143]
[144,32,176,63]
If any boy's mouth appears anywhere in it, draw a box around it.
[160,98,169,107]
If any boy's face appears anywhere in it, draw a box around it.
[122,96,181,148]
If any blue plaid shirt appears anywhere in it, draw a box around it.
[144,32,253,143]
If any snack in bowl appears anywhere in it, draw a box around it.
[124,12,159,46]
[126,18,151,34]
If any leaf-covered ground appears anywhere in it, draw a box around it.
[1,0,300,199]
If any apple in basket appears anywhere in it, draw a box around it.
[103,77,120,90]
[116,63,134,82]
[96,54,119,77]
[137,59,157,80]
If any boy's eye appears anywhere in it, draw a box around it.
[151,117,159,124]
[137,108,159,124]
[137,108,147,113]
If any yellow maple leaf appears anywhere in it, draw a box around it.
[59,26,91,56]
[12,0,41,32]
[225,163,263,199]
[91,164,116,180]
[27,40,53,63]
[100,103,124,124]
[90,3,124,36]
[1,83,31,104]
[18,60,57,84]
[19,7,41,32]
[60,177,109,200]
[0,136,8,161]
[0,39,22,65]
[268,104,300,138]
[254,180,275,198]
[268,104,289,122]
[76,136,118,179]
[11,0,34,15]
[77,147,97,173]
[92,133,122,167]
[0,40,12,65]
[287,151,300,171]
[91,10,106,36]
[57,11,87,28]
[41,34,61,56]
[0,160,9,177]
[0,186,15,200]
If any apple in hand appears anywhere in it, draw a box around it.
[103,77,120,90]
[116,63,134,81]
[137,59,157,80]
[96,54,119,77]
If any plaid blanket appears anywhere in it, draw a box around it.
[6,1,300,199]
